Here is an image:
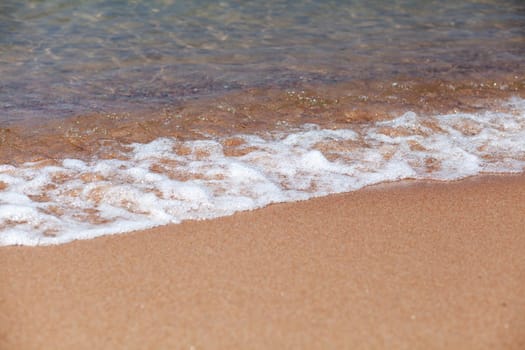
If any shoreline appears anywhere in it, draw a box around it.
[2,77,524,165]
[2,174,524,349]
[2,95,525,246]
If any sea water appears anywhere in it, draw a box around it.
[1,0,524,245]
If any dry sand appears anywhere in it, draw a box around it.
[1,175,524,349]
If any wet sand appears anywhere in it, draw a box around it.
[1,174,525,349]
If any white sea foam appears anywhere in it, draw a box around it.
[1,98,524,246]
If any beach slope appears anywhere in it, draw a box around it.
[1,175,524,349]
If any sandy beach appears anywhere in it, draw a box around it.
[1,174,524,349]
[2,1,525,349]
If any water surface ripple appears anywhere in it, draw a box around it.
[1,0,524,122]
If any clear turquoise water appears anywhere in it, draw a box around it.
[1,0,524,123]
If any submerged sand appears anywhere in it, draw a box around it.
[2,77,524,165]
[1,174,525,349]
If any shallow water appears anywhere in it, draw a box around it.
[1,0,524,122]
[1,0,525,245]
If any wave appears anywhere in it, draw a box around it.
[1,97,524,246]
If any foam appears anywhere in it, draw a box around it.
[1,98,524,246]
